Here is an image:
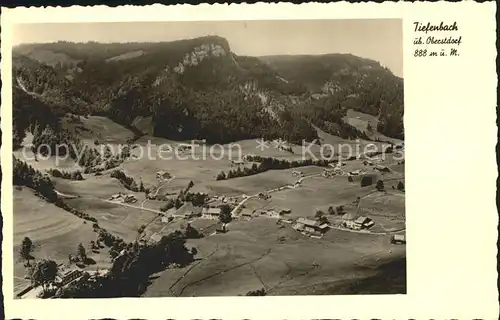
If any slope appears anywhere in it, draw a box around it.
[260,54,404,140]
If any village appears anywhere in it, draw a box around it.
[142,155,406,242]
[15,142,405,299]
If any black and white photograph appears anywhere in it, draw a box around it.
[11,19,406,299]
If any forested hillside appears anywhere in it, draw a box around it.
[261,54,404,139]
[12,36,404,147]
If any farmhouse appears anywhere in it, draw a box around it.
[279,208,292,215]
[177,143,193,151]
[348,169,364,176]
[267,210,282,218]
[215,223,227,234]
[391,234,406,244]
[294,218,330,234]
[354,216,374,229]
[243,153,256,160]
[241,212,253,220]
[156,170,171,180]
[239,208,255,220]
[123,194,137,203]
[279,144,293,153]
[292,170,303,177]
[374,165,390,173]
[261,208,291,218]
[109,193,137,203]
[341,213,373,230]
[109,193,123,201]
[231,159,245,166]
[161,215,173,223]
[322,169,336,178]
[258,192,271,200]
[55,265,83,286]
[202,207,222,219]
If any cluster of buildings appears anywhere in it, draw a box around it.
[252,207,292,219]
[176,144,193,153]
[208,195,240,205]
[258,192,271,200]
[202,207,222,219]
[160,203,223,221]
[341,213,374,230]
[292,217,330,238]
[292,170,303,177]
[55,265,83,286]
[109,193,138,204]
[17,264,104,299]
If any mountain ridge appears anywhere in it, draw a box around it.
[12,36,404,147]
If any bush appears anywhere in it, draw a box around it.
[397,181,405,191]
[376,180,385,191]
[246,288,266,296]
[216,171,226,181]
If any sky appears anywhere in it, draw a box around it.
[13,19,403,77]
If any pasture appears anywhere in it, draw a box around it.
[256,175,366,218]
[13,188,111,293]
[143,217,405,297]
[13,119,405,297]
[14,132,83,173]
[66,198,159,243]
[62,115,135,144]
[52,173,144,200]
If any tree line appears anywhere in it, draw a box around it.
[55,231,196,298]
[14,157,97,223]
[216,155,333,181]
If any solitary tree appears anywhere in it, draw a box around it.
[30,259,58,293]
[397,181,405,191]
[318,215,329,224]
[216,171,226,181]
[219,205,233,225]
[336,205,345,215]
[315,209,325,218]
[376,180,385,192]
[77,243,87,261]
[327,206,335,215]
[20,237,34,266]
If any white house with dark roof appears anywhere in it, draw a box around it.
[202,207,222,219]
[392,234,406,244]
[354,216,374,229]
